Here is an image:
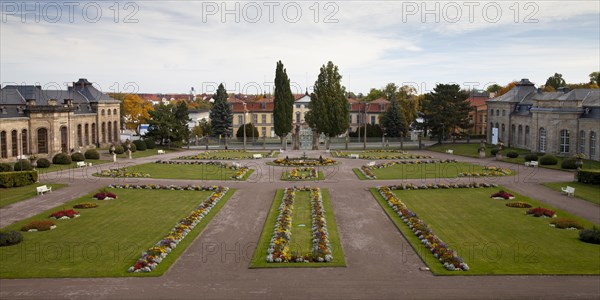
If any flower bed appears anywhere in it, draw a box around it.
[49,209,80,219]
[490,190,515,200]
[286,167,318,180]
[387,182,498,190]
[526,207,556,218]
[266,187,332,263]
[154,160,250,180]
[359,159,457,179]
[458,166,512,177]
[95,168,151,178]
[21,220,56,232]
[549,218,583,230]
[272,156,336,166]
[93,191,118,200]
[108,183,225,191]
[332,149,432,160]
[377,186,470,271]
[73,202,98,209]
[127,185,229,272]
[175,150,276,160]
[505,202,532,208]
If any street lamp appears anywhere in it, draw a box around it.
[242,102,247,151]
[363,102,370,150]
[416,117,424,150]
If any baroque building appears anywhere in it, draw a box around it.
[0,78,120,162]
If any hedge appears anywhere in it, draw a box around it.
[524,154,538,162]
[144,139,156,149]
[0,171,38,188]
[84,149,100,159]
[579,227,600,244]
[71,152,85,162]
[506,151,518,158]
[0,231,23,247]
[0,163,13,172]
[133,140,147,151]
[13,160,33,171]
[53,153,72,165]
[490,148,500,155]
[561,158,577,169]
[538,154,558,165]
[577,170,600,185]
[36,158,51,168]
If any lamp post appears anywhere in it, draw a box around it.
[363,103,370,150]
[242,102,247,151]
[416,117,424,150]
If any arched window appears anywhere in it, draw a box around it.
[490,110,494,116]
[496,110,499,116]
[108,122,112,143]
[559,130,570,153]
[113,121,118,142]
[37,128,48,154]
[77,124,83,147]
[91,123,96,145]
[296,111,301,123]
[60,126,67,153]
[113,108,117,115]
[510,124,515,145]
[518,125,523,146]
[22,129,28,154]
[0,131,7,158]
[11,130,17,157]
[590,131,597,157]
[108,109,112,116]
[101,122,106,143]
[84,124,89,145]
[525,126,530,147]
[101,109,105,116]
[579,130,586,154]
[539,128,546,153]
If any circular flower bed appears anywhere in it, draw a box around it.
[49,209,80,219]
[21,220,56,232]
[95,168,150,178]
[505,202,532,208]
[490,190,515,200]
[73,202,98,209]
[93,191,118,200]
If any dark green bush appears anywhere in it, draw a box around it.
[0,171,38,188]
[524,154,538,162]
[0,163,12,172]
[84,149,100,160]
[170,141,184,148]
[0,231,23,247]
[113,145,125,154]
[561,158,577,169]
[490,148,500,155]
[13,160,32,171]
[71,152,85,162]
[133,140,147,151]
[52,153,72,165]
[538,154,558,165]
[579,227,600,244]
[36,158,51,168]
[577,170,600,185]
[144,139,156,149]
[129,142,137,153]
[506,151,518,158]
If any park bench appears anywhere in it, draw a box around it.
[561,186,575,197]
[76,161,87,168]
[349,154,359,159]
[446,149,454,154]
[16,154,28,160]
[157,150,165,155]
[253,154,263,159]
[36,185,52,195]
[366,161,376,167]
[525,161,538,167]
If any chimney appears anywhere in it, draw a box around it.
[48,99,57,106]
[26,99,36,106]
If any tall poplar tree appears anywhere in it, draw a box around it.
[273,61,294,148]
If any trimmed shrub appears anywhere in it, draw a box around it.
[524,154,538,162]
[506,151,518,158]
[538,154,558,165]
[133,140,147,151]
[12,160,32,171]
[144,139,156,149]
[113,145,125,154]
[71,152,85,162]
[84,149,100,160]
[36,158,51,168]
[550,218,583,229]
[577,170,600,185]
[129,142,137,153]
[561,158,577,169]
[490,148,500,155]
[52,153,72,165]
[0,231,23,247]
[0,163,12,172]
[579,227,600,244]
[21,220,55,232]
[0,171,38,188]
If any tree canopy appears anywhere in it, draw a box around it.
[421,84,471,143]
[545,73,566,90]
[209,83,233,138]
[273,61,294,144]
[380,94,408,138]
[145,102,190,146]
[235,123,260,138]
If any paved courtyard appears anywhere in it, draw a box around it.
[1,149,599,299]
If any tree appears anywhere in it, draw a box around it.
[545,73,566,90]
[273,61,294,148]
[351,123,383,137]
[173,101,191,145]
[145,102,189,147]
[235,123,259,138]
[486,84,503,93]
[121,94,153,133]
[209,83,233,144]
[305,61,349,149]
[589,72,600,85]
[363,88,385,101]
[380,94,408,138]
[191,119,212,137]
[421,84,471,143]
[494,81,518,97]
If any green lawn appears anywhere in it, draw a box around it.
[543,182,600,205]
[0,184,67,208]
[427,143,529,158]
[501,156,600,171]
[116,163,254,180]
[0,188,234,278]
[371,187,600,275]
[24,160,110,174]
[250,189,346,268]
[281,170,325,181]
[333,150,430,159]
[353,162,493,180]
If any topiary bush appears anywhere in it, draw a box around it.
[490,148,500,156]
[538,154,558,165]
[506,151,518,158]
[71,152,85,162]
[561,158,578,169]
[0,231,23,247]
[133,140,147,151]
[0,163,12,172]
[36,158,51,168]
[577,170,600,185]
[579,227,600,244]
[84,149,100,160]
[52,153,72,165]
[144,139,156,149]
[524,154,538,162]
[0,171,38,188]
[113,145,125,155]
[12,160,33,171]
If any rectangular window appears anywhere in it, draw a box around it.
[262,114,266,124]
[579,131,586,154]
[559,130,570,153]
[253,114,257,124]
[590,132,597,157]
[371,116,376,125]
[238,115,243,125]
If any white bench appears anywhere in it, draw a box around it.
[157,150,165,155]
[561,186,575,197]
[446,149,454,154]
[36,185,52,195]
[17,154,29,160]
[525,161,538,167]
[367,161,376,167]
[253,154,263,159]
[76,161,87,168]
[349,154,359,159]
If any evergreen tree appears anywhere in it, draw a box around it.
[421,84,471,143]
[380,94,408,138]
[145,102,189,146]
[305,61,349,149]
[273,61,294,148]
[209,84,233,142]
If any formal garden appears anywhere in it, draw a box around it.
[332,149,432,160]
[176,150,278,160]
[354,160,513,180]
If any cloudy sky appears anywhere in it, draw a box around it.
[1,1,599,95]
